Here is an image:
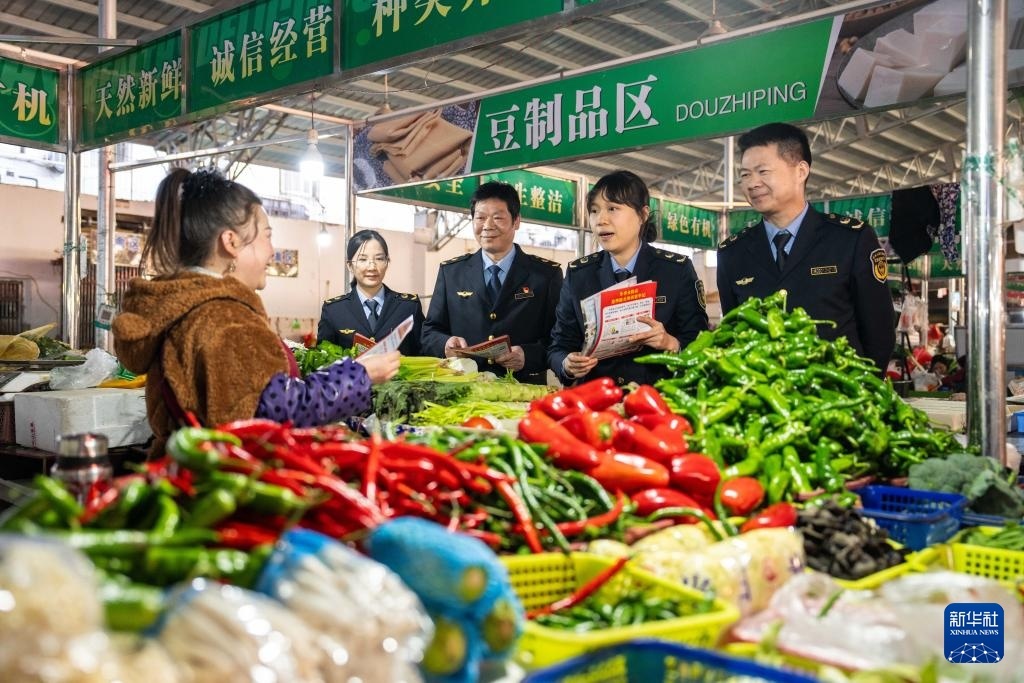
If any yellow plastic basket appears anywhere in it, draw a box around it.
[831,546,941,590]
[947,527,1024,589]
[502,553,740,670]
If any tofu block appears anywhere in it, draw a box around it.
[920,16,968,72]
[1009,49,1024,84]
[934,64,966,96]
[913,0,966,36]
[874,29,926,67]
[14,388,151,453]
[839,48,898,99]
[863,66,945,108]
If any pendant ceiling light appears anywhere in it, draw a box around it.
[299,91,324,181]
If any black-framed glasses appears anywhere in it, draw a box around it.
[351,256,389,267]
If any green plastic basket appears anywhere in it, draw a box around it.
[503,553,739,670]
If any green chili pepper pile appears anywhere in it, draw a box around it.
[533,593,713,631]
[637,291,963,500]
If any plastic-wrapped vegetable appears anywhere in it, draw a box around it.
[0,535,111,681]
[255,529,430,683]
[155,579,324,683]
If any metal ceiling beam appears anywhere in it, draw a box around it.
[0,12,91,38]
[35,0,164,31]
[447,52,537,84]
[152,0,212,14]
[555,27,632,58]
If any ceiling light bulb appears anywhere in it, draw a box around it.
[299,128,324,181]
[316,225,331,247]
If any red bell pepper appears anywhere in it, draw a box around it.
[719,476,765,517]
[531,390,588,419]
[631,488,702,523]
[559,410,623,449]
[611,419,684,464]
[668,453,721,507]
[587,452,669,493]
[519,410,603,471]
[740,502,798,532]
[570,378,624,411]
[632,412,693,435]
[623,384,671,417]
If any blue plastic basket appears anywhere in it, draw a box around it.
[858,485,966,550]
[522,639,819,683]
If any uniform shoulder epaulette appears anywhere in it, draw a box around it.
[395,291,418,301]
[324,293,350,304]
[718,224,757,249]
[527,253,562,268]
[826,212,864,230]
[653,248,690,264]
[568,254,601,270]
[440,253,473,266]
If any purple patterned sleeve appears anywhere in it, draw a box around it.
[256,357,371,427]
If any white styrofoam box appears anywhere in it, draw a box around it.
[838,48,897,99]
[15,388,151,453]
[864,66,944,108]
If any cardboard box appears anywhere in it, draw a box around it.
[14,388,151,453]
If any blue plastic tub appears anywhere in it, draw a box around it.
[522,639,820,683]
[858,485,966,550]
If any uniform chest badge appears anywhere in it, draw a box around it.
[514,286,534,300]
[339,329,355,334]
[810,265,838,276]
[456,291,474,298]
[735,276,754,286]
[870,249,888,283]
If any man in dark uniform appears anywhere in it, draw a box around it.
[716,122,895,372]
[421,181,564,384]
[317,287,424,356]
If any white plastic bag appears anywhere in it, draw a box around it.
[49,347,119,390]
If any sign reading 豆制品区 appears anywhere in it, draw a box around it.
[189,0,335,114]
[468,18,838,174]
[0,57,60,147]
[79,33,183,147]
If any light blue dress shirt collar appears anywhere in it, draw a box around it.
[482,249,516,282]
[356,287,386,318]
[609,246,641,277]
[764,203,809,261]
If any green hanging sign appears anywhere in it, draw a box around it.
[79,33,183,147]
[481,169,575,227]
[189,0,335,114]
[343,0,564,70]
[372,176,479,213]
[827,195,891,237]
[0,56,60,147]
[468,18,836,173]
[659,199,717,249]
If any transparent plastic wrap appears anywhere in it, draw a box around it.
[254,528,431,683]
[49,347,119,390]
[732,571,1024,680]
[155,578,325,683]
[0,534,111,682]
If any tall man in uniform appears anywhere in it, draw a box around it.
[716,122,895,372]
[421,181,564,384]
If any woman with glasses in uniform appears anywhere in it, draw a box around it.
[317,230,424,355]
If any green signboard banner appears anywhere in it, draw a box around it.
[190,0,334,114]
[468,18,837,173]
[481,169,575,227]
[343,0,563,70]
[827,195,891,237]
[372,169,577,228]
[659,199,716,249]
[80,33,182,147]
[0,57,60,146]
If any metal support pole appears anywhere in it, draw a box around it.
[964,0,1008,455]
[721,136,735,243]
[62,65,81,348]
[344,123,356,295]
[577,175,588,258]
[95,0,117,352]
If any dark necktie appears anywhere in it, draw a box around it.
[773,230,792,272]
[365,299,379,327]
[486,264,502,303]
[614,269,632,282]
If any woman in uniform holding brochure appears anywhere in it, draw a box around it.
[548,170,709,386]
[317,230,424,356]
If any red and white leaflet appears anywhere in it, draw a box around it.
[581,278,657,360]
[352,333,376,355]
[358,314,414,357]
[452,334,512,360]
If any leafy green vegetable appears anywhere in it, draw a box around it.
[908,453,1024,518]
[291,340,356,376]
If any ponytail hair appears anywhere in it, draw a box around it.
[587,170,659,243]
[143,167,262,275]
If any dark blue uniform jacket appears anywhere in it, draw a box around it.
[317,285,424,356]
